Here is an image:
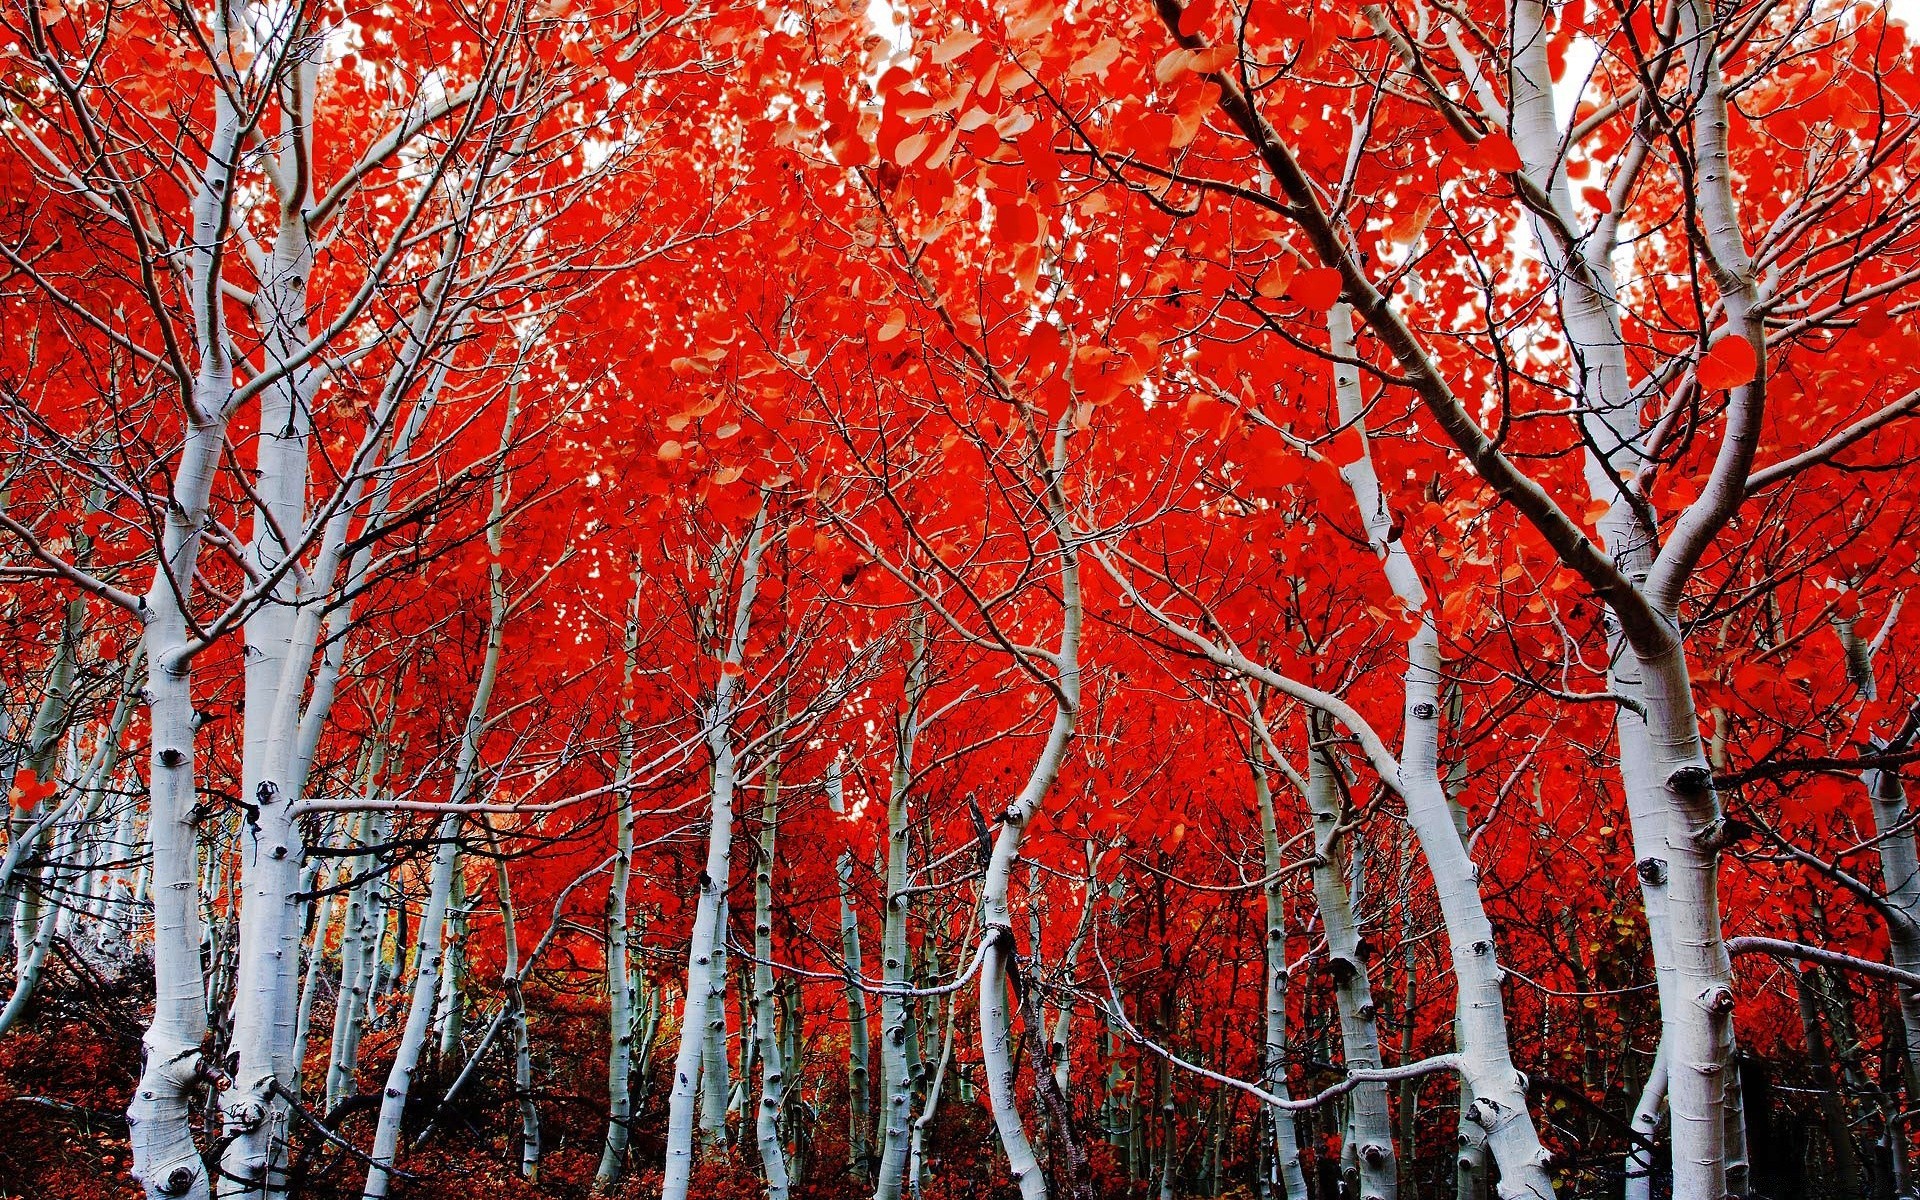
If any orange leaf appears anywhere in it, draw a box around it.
[1581,186,1612,214]
[720,661,745,677]
[1154,48,1191,83]
[930,30,982,64]
[1187,44,1233,73]
[657,440,683,461]
[876,308,907,342]
[1070,38,1122,79]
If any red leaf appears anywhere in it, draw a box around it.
[1474,132,1522,173]
[1294,267,1343,310]
[1328,426,1366,466]
[1697,336,1758,390]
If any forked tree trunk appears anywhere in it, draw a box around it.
[1328,303,1553,1197]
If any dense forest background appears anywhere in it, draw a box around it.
[4,0,1920,1196]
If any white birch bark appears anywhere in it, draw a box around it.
[753,684,792,1200]
[125,36,250,1185]
[596,585,646,1190]
[1327,303,1554,1197]
[288,862,336,1096]
[4,590,80,978]
[435,864,468,1059]
[874,614,929,1200]
[326,804,389,1114]
[221,217,478,1200]
[661,503,770,1200]
[699,894,733,1149]
[1250,739,1310,1200]
[978,417,1082,1200]
[359,395,515,1200]
[500,851,541,1180]
[1303,715,1395,1200]
[1836,608,1920,1091]
[832,748,874,1178]
[1508,0,1759,1187]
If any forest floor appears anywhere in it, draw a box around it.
[0,953,1052,1200]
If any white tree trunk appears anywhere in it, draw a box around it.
[1251,741,1310,1200]
[128,416,233,1200]
[289,862,337,1096]
[661,506,769,1200]
[828,755,873,1175]
[753,695,791,1200]
[596,589,645,1190]
[1327,304,1554,1197]
[360,436,512,1199]
[1304,718,1395,1200]
[874,617,929,1200]
[977,419,1082,1200]
[699,894,733,1149]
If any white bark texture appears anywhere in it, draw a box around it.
[753,687,791,1200]
[1327,304,1554,1197]
[874,616,929,1200]
[596,587,646,1190]
[661,504,769,1200]
[978,418,1082,1200]
[1251,743,1309,1200]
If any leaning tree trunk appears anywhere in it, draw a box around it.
[976,415,1083,1200]
[1328,303,1554,1197]
[360,441,512,1200]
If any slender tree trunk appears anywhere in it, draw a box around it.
[596,586,645,1190]
[1623,1045,1666,1200]
[1304,716,1395,1200]
[504,862,540,1182]
[753,687,791,1200]
[661,506,768,1200]
[435,863,467,1059]
[875,616,929,1200]
[1325,303,1554,1197]
[1251,740,1310,1200]
[700,894,733,1150]
[979,418,1082,1200]
[289,862,336,1096]
[360,442,512,1199]
[830,753,875,1179]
